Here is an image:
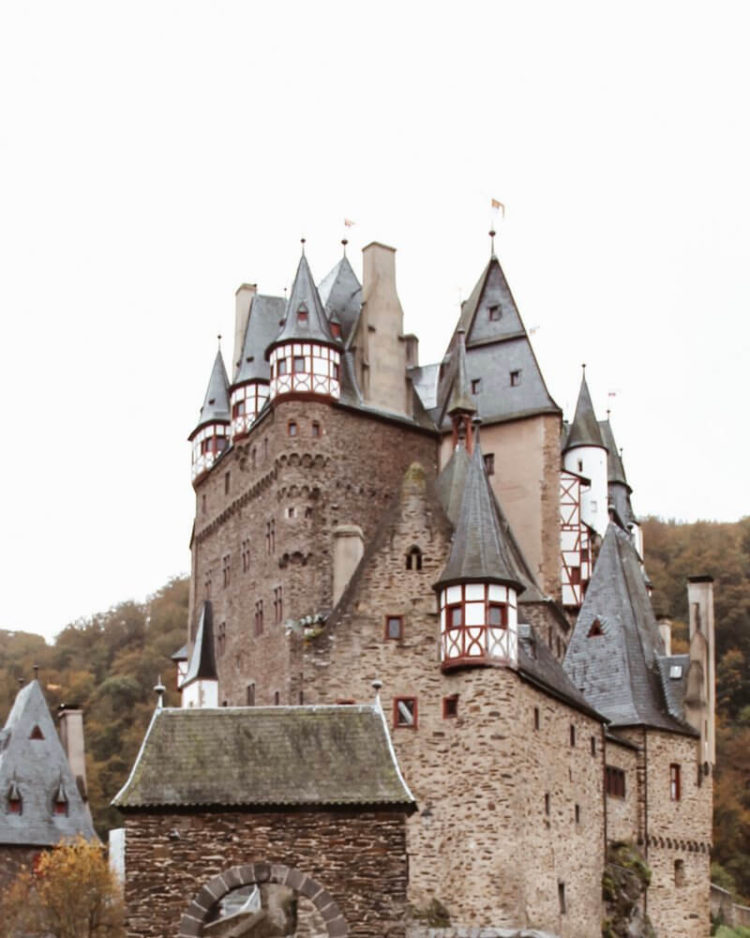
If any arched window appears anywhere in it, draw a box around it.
[406,546,423,571]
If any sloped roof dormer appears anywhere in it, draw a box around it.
[318,254,362,345]
[234,295,287,385]
[266,254,340,358]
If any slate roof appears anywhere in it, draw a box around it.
[182,601,218,688]
[317,255,362,345]
[447,330,476,415]
[599,419,629,487]
[435,439,526,593]
[0,681,97,846]
[563,524,697,735]
[267,255,339,356]
[234,295,286,384]
[657,654,691,723]
[431,255,559,428]
[191,350,230,436]
[564,373,605,451]
[113,703,414,809]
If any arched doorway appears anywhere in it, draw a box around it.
[178,861,348,937]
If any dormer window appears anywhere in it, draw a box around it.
[7,782,22,815]
[471,379,481,394]
[510,370,521,387]
[489,305,501,321]
[54,784,68,817]
[331,322,342,338]
[587,619,603,638]
[297,306,309,324]
[30,725,44,740]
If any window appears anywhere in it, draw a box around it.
[293,356,305,373]
[277,358,288,376]
[489,304,501,321]
[273,587,283,625]
[483,453,495,475]
[331,322,342,338]
[471,378,481,394]
[287,506,295,519]
[534,707,540,730]
[288,420,298,437]
[336,698,356,705]
[590,736,597,756]
[222,554,230,588]
[265,520,275,554]
[312,421,321,438]
[544,793,551,815]
[575,803,581,824]
[443,695,459,719]
[217,622,226,657]
[406,546,423,571]
[510,369,521,387]
[558,882,566,915]
[224,472,230,495]
[605,766,626,798]
[570,566,581,586]
[332,361,340,380]
[7,785,22,815]
[670,763,681,801]
[577,459,583,472]
[674,859,686,887]
[447,605,463,628]
[29,725,44,741]
[669,664,683,679]
[241,539,251,573]
[274,691,280,705]
[385,615,403,640]
[254,600,264,636]
[246,683,255,706]
[297,307,308,324]
[232,399,246,419]
[570,725,576,747]
[54,795,68,817]
[488,603,507,628]
[204,570,212,598]
[393,697,417,728]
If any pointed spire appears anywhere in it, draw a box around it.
[195,350,230,429]
[435,434,525,593]
[447,330,476,416]
[318,253,362,344]
[266,253,339,357]
[564,368,605,451]
[181,601,218,689]
[599,418,629,487]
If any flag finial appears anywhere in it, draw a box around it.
[341,238,348,257]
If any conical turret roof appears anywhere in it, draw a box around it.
[599,419,629,487]
[192,350,230,435]
[235,295,286,385]
[318,254,362,344]
[182,601,218,689]
[564,372,605,451]
[267,254,339,357]
[435,437,526,593]
[447,330,476,415]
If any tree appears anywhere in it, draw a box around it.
[0,837,124,938]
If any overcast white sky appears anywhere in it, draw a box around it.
[0,1,747,641]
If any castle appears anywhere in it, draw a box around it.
[116,237,715,937]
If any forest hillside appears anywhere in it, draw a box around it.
[0,516,746,895]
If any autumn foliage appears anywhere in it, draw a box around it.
[0,836,124,937]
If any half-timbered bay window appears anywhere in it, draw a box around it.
[269,343,341,400]
[229,382,269,439]
[190,425,229,482]
[438,583,518,669]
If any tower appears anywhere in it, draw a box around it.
[562,368,608,538]
[230,294,285,440]
[189,349,231,485]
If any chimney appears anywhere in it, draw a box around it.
[58,707,88,801]
[359,243,408,415]
[332,525,365,605]
[657,617,672,656]
[233,283,257,379]
[687,575,716,767]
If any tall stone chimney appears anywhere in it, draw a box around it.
[355,243,409,415]
[58,707,88,801]
[685,575,716,767]
[233,284,257,379]
[333,525,365,605]
[657,618,672,656]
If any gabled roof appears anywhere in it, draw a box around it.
[435,439,526,593]
[267,254,339,356]
[113,703,414,810]
[563,524,697,735]
[181,601,218,688]
[0,681,97,846]
[564,373,605,451]
[191,350,230,436]
[317,255,362,345]
[234,295,286,384]
[434,255,559,428]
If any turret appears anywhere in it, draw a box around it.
[189,349,230,485]
[599,416,643,555]
[266,249,342,403]
[230,294,285,439]
[446,329,476,453]
[181,600,219,709]
[562,368,608,537]
[434,431,525,670]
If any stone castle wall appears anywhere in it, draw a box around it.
[121,808,409,938]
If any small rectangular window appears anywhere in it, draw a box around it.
[288,421,298,437]
[605,766,626,798]
[534,707,540,730]
[471,378,481,394]
[447,605,463,627]
[488,603,507,628]
[575,803,581,824]
[393,697,417,728]
[488,304,501,321]
[222,554,231,588]
[570,724,576,747]
[254,600,264,636]
[483,453,495,475]
[545,792,551,815]
[670,763,681,801]
[293,355,305,373]
[443,695,459,719]
[590,736,597,756]
[277,358,288,376]
[558,881,566,914]
[246,683,255,706]
[217,622,226,657]
[510,370,521,387]
[312,421,321,438]
[224,472,230,495]
[274,691,280,705]
[385,615,403,640]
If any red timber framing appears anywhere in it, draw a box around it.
[438,582,518,670]
[559,469,592,609]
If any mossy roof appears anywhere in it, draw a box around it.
[113,703,414,810]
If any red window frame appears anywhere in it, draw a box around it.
[443,695,459,719]
[488,603,508,628]
[293,356,305,373]
[385,615,403,640]
[447,604,463,628]
[393,696,417,729]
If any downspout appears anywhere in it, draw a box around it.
[643,728,649,918]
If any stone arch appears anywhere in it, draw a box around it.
[178,861,348,938]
